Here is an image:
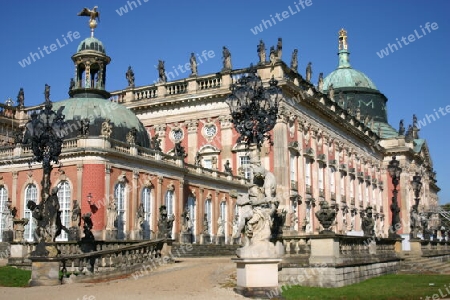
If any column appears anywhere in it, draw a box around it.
[131,170,139,234]
[273,109,289,208]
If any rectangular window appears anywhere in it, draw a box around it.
[340,174,345,195]
[203,158,212,169]
[239,155,251,180]
[318,167,324,190]
[290,154,297,182]
[329,168,335,194]
[305,160,311,186]
[350,179,354,198]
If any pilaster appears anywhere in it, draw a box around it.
[273,109,289,208]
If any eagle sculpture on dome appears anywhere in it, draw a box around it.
[77,6,100,23]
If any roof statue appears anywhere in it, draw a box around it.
[190,53,198,76]
[222,46,232,71]
[290,49,298,72]
[77,6,100,37]
[276,37,282,59]
[257,40,266,64]
[398,119,405,136]
[305,62,312,82]
[317,72,323,92]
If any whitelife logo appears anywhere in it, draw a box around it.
[18,31,81,68]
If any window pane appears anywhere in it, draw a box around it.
[24,184,38,242]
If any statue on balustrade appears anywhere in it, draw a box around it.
[361,206,375,236]
[158,60,167,83]
[190,53,198,76]
[101,118,112,138]
[257,40,266,64]
[222,46,232,71]
[151,133,162,152]
[126,66,135,87]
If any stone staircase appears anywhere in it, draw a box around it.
[398,255,450,274]
[171,243,241,257]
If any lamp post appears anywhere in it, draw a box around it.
[411,172,422,210]
[387,156,402,238]
[24,84,66,256]
[225,65,281,153]
[410,172,422,239]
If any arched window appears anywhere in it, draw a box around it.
[115,183,127,240]
[0,186,8,242]
[24,184,38,242]
[165,189,175,238]
[204,199,212,235]
[165,190,174,217]
[56,181,71,241]
[220,201,227,237]
[141,187,153,239]
[187,196,196,241]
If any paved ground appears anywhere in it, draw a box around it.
[0,257,247,300]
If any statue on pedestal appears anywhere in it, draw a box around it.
[217,216,224,236]
[106,200,117,230]
[157,205,174,238]
[235,165,284,258]
[136,202,145,230]
[158,60,167,83]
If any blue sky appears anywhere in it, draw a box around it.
[1,0,449,202]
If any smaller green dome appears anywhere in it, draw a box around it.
[323,68,377,91]
[77,37,106,54]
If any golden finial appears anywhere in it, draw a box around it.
[77,6,100,37]
[338,28,348,51]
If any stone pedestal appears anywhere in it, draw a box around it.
[29,261,60,286]
[2,230,13,242]
[105,229,118,240]
[232,237,241,245]
[216,235,225,245]
[68,227,80,241]
[10,244,28,258]
[180,233,192,244]
[200,233,211,244]
[409,238,423,256]
[131,229,143,240]
[232,258,282,298]
[309,235,342,265]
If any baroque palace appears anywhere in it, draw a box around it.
[0,26,440,249]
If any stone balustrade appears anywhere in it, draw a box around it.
[420,239,450,256]
[28,239,169,284]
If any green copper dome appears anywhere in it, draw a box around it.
[52,93,150,147]
[323,67,377,91]
[77,37,106,54]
